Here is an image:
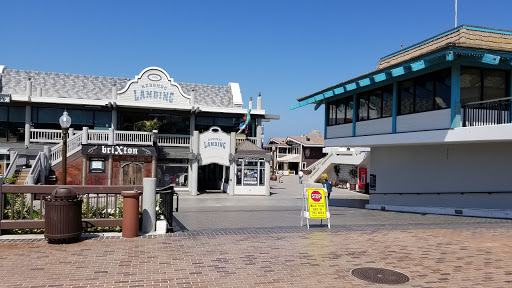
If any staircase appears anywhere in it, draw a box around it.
[15,170,30,185]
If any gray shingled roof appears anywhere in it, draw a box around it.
[0,68,233,108]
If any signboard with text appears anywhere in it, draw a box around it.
[117,67,190,106]
[307,188,327,219]
[199,127,231,166]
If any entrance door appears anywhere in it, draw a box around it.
[120,162,144,185]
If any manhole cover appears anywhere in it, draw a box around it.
[351,267,410,285]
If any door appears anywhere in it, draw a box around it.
[120,162,144,185]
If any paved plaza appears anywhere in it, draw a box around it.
[1,175,512,287]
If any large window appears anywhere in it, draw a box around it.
[357,85,393,121]
[398,69,451,115]
[327,97,353,126]
[460,67,508,105]
[32,107,112,130]
[119,111,190,134]
[236,158,265,186]
[0,106,26,142]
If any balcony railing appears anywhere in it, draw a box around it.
[462,97,512,127]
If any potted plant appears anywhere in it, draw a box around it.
[270,167,277,181]
[348,166,358,191]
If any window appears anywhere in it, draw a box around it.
[357,84,393,121]
[398,69,451,115]
[0,106,26,143]
[460,67,508,105]
[236,158,266,186]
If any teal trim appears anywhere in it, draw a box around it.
[482,54,500,65]
[410,60,425,71]
[314,102,323,111]
[352,94,357,136]
[324,104,328,137]
[314,94,325,101]
[450,64,461,128]
[289,102,301,110]
[307,97,316,104]
[464,25,512,36]
[334,87,345,94]
[446,51,454,61]
[346,83,357,91]
[324,91,334,98]
[373,72,387,82]
[358,78,371,87]
[392,82,398,133]
[391,67,405,77]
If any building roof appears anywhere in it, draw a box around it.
[0,68,234,108]
[236,140,267,155]
[287,135,324,146]
[292,25,512,110]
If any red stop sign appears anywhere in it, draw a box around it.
[310,190,323,202]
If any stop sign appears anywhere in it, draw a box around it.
[310,190,323,202]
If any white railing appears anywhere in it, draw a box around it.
[306,155,328,172]
[4,151,20,178]
[25,151,49,185]
[51,132,82,165]
[30,129,62,143]
[236,137,257,146]
[115,131,153,145]
[88,130,110,144]
[156,134,190,147]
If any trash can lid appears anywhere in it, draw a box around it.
[51,187,78,200]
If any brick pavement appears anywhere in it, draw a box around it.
[1,175,512,287]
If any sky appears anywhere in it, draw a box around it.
[2,0,512,142]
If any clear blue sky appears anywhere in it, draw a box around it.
[2,0,511,141]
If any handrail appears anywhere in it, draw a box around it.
[25,152,44,184]
[30,129,62,144]
[4,151,19,178]
[88,130,109,144]
[50,132,83,166]
[115,131,153,145]
[462,98,511,127]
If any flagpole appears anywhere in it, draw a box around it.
[455,0,458,27]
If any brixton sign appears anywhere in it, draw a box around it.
[82,145,156,156]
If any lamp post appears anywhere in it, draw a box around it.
[59,111,72,185]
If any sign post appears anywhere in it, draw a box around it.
[301,187,330,229]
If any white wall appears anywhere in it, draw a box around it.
[356,117,392,136]
[370,142,512,194]
[326,123,352,139]
[234,185,266,195]
[396,109,450,133]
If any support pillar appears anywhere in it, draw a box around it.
[189,131,199,196]
[142,178,157,234]
[24,106,31,148]
[151,155,157,178]
[107,155,113,186]
[451,63,461,128]
[256,118,262,148]
[264,160,270,196]
[82,156,87,185]
[228,132,236,196]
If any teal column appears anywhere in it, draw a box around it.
[392,82,398,133]
[352,94,357,136]
[451,64,461,128]
[324,104,328,138]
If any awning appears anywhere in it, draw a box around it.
[0,148,10,154]
[277,154,300,162]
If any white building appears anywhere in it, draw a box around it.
[292,25,512,218]
[0,66,278,196]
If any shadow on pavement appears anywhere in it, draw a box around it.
[328,198,369,209]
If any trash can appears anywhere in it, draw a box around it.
[121,189,143,238]
[156,185,178,232]
[44,187,83,244]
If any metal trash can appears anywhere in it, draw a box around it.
[44,187,83,243]
[121,189,143,238]
[156,185,178,232]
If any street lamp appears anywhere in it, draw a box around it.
[59,111,72,185]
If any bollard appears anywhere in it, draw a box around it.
[121,189,142,238]
[142,178,156,234]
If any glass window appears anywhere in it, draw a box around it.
[483,70,506,101]
[346,99,354,123]
[460,68,481,105]
[328,104,336,126]
[358,94,369,121]
[68,109,94,126]
[0,106,7,121]
[8,107,25,122]
[400,80,415,115]
[336,102,345,124]
[156,162,188,188]
[435,70,451,109]
[382,88,393,117]
[94,111,111,130]
[369,91,382,119]
[415,79,434,113]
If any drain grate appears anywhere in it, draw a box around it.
[351,267,410,285]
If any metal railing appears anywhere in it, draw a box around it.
[0,185,142,230]
[462,97,512,127]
